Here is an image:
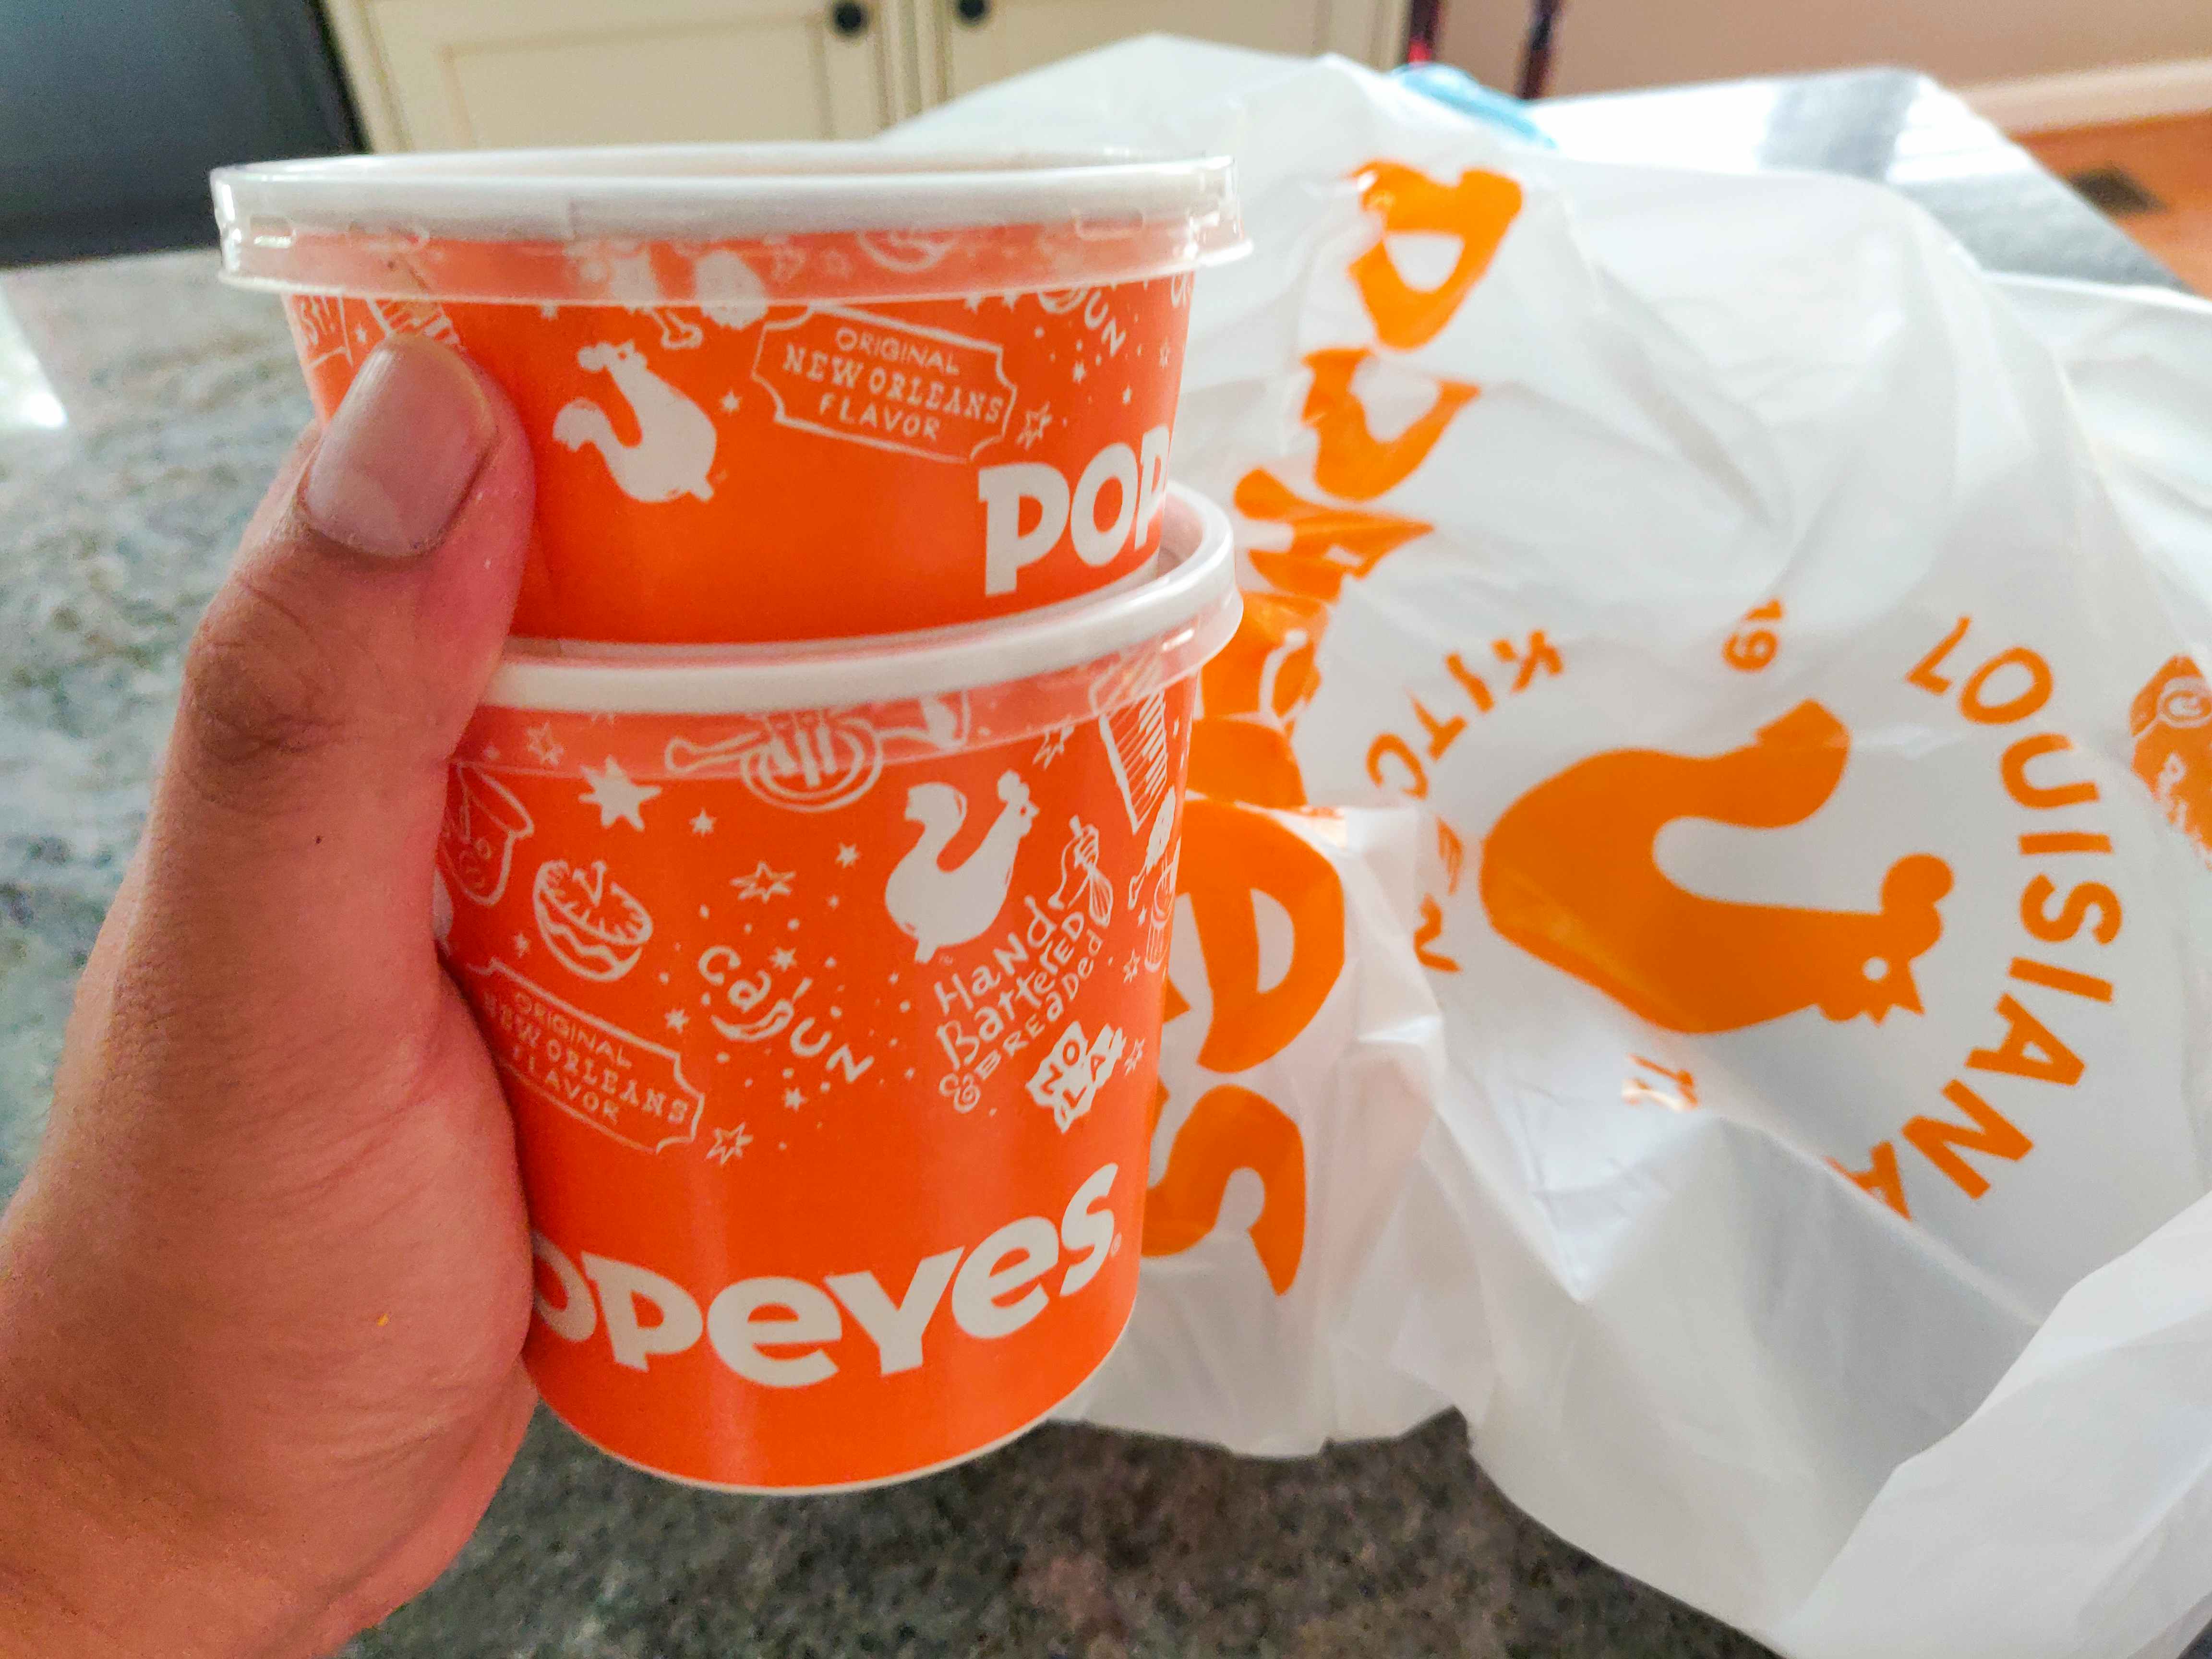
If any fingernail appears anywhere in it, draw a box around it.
[301,336,498,558]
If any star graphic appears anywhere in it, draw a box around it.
[513,932,532,957]
[1033,723,1071,767]
[481,744,501,762]
[1122,956,1140,982]
[1016,404,1053,450]
[962,293,986,311]
[707,1123,752,1165]
[1071,361,1086,383]
[354,324,371,345]
[770,947,797,971]
[782,1087,806,1108]
[690,809,717,835]
[719,389,741,413]
[834,842,859,868]
[538,302,561,320]
[665,1009,689,1033]
[525,722,565,766]
[1121,386,1131,404]
[732,860,794,902]
[578,757,660,830]
[1122,1038,1147,1077]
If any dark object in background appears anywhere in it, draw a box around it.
[1517,0,1563,99]
[1403,0,1443,62]
[0,0,360,268]
[2067,166,2167,217]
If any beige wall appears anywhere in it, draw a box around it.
[1440,0,2212,96]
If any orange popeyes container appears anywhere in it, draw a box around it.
[210,145,1242,644]
[433,488,1238,1490]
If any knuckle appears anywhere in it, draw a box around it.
[176,572,361,796]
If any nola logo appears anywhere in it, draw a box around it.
[1480,700,1954,1034]
[530,1163,1119,1386]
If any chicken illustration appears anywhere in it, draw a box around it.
[552,341,717,503]
[1479,701,1952,1033]
[885,771,1039,962]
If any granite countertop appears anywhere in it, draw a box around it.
[0,69,2189,1659]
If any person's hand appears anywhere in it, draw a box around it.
[0,336,539,1658]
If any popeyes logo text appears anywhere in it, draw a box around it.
[979,426,1173,595]
[1141,799,1345,1297]
[529,1163,1118,1384]
[1186,158,1524,964]
[1128,159,1523,1293]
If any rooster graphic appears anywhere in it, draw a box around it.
[553,341,717,503]
[884,772,1039,962]
[1480,701,1952,1033]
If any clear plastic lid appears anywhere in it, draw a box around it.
[211,144,1244,305]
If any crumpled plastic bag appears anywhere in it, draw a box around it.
[899,39,2212,1659]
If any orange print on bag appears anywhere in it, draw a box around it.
[1348,161,1524,350]
[1480,702,1954,1033]
[2130,655,2212,859]
[1233,470,1432,602]
[1300,347,1479,501]
[1143,1079,1306,1294]
[1188,589,1328,808]
[1176,797,1347,1070]
[1132,802,1354,1297]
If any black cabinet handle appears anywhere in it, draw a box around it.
[955,0,990,24]
[830,0,870,36]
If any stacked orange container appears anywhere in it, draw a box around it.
[214,144,1245,1490]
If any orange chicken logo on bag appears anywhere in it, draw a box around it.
[1480,702,1954,1033]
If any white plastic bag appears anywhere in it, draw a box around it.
[902,41,2212,1659]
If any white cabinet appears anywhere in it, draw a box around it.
[916,0,1406,103]
[325,0,904,150]
[321,0,1409,150]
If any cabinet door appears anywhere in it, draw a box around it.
[922,0,1407,101]
[362,0,893,149]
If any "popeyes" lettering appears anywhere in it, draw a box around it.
[529,1162,1120,1384]
[978,427,1172,594]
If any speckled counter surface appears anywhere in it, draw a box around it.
[0,73,2196,1659]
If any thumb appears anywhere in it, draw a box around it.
[143,334,534,1014]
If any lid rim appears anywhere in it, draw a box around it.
[480,484,1239,716]
[211,144,1238,240]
